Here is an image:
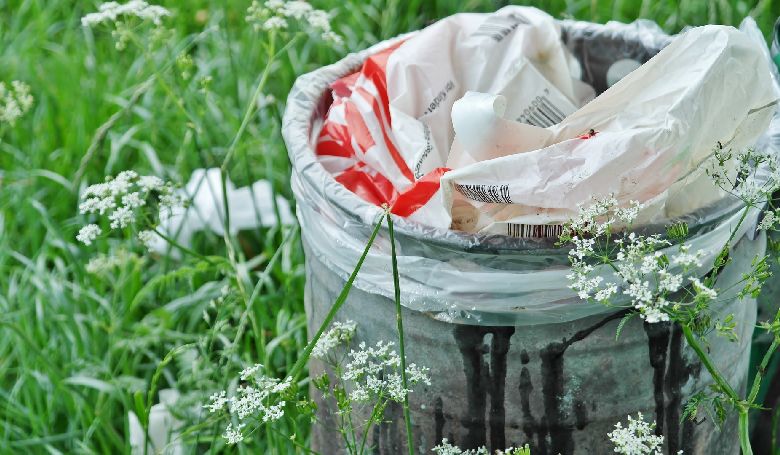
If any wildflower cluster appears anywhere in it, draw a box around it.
[246,0,343,45]
[77,170,182,248]
[84,250,142,274]
[312,320,358,358]
[607,413,681,455]
[81,1,171,27]
[706,146,780,206]
[432,439,531,455]
[0,81,33,126]
[204,364,292,445]
[758,208,780,231]
[563,197,714,323]
[343,340,430,402]
[81,1,172,50]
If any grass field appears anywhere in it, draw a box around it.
[2,0,780,453]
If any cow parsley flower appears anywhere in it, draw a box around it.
[81,1,171,27]
[707,146,780,206]
[77,224,102,245]
[137,230,156,249]
[608,413,666,455]
[312,320,357,358]
[432,439,531,455]
[562,197,711,323]
[0,81,33,126]
[204,391,229,413]
[205,363,292,444]
[222,423,245,445]
[758,210,778,230]
[343,340,430,403]
[78,172,181,248]
[245,0,342,45]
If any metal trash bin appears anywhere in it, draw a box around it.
[283,15,777,455]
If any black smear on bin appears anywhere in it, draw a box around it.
[453,325,515,452]
[644,321,671,436]
[538,310,629,455]
[435,397,445,445]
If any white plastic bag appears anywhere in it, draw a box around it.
[316,6,778,238]
[438,22,778,235]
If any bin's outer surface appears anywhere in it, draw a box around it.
[304,234,760,455]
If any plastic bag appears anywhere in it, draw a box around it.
[316,6,777,237]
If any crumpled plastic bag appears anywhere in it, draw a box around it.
[150,168,294,255]
[128,389,184,455]
[316,6,778,236]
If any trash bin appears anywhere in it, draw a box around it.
[283,14,777,455]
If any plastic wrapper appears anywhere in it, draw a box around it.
[314,6,777,236]
[283,15,780,325]
[149,168,294,256]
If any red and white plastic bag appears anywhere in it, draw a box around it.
[316,6,778,236]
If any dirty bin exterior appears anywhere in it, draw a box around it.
[304,236,760,455]
[283,16,772,455]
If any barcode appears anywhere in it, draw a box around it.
[506,223,564,238]
[455,183,512,204]
[473,13,529,42]
[516,91,567,127]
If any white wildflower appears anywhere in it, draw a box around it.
[758,211,777,231]
[321,30,343,45]
[306,9,331,30]
[671,245,704,268]
[210,364,290,444]
[594,284,618,302]
[158,190,184,211]
[223,422,245,445]
[312,320,357,358]
[0,81,33,126]
[263,16,288,30]
[138,175,164,192]
[137,230,156,249]
[121,191,145,209]
[641,302,670,324]
[109,205,133,229]
[77,224,102,245]
[240,363,263,381]
[204,391,229,413]
[81,1,171,27]
[689,277,717,300]
[343,340,430,403]
[265,0,285,10]
[625,281,653,304]
[280,0,312,19]
[658,270,683,293]
[615,201,643,224]
[608,412,665,455]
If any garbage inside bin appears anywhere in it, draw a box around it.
[315,6,778,237]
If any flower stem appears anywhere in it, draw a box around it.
[681,324,740,402]
[682,323,755,452]
[705,205,750,287]
[739,409,753,455]
[387,211,415,455]
[289,211,386,379]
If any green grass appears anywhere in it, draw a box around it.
[1,0,780,453]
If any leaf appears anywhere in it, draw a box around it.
[63,376,115,395]
[615,312,637,341]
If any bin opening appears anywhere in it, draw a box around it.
[312,6,777,241]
